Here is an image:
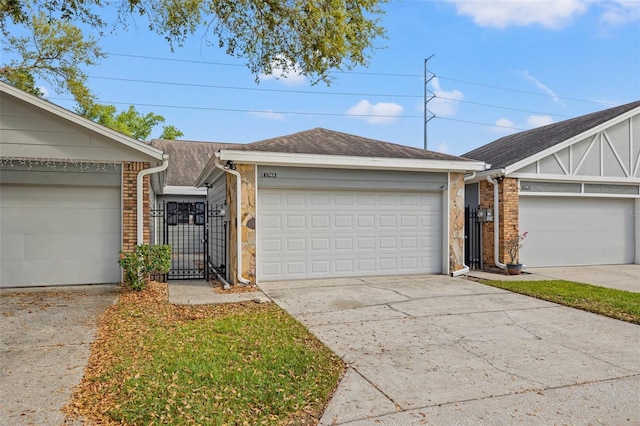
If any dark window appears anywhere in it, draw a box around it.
[167,202,205,225]
[194,202,205,225]
[167,202,178,225]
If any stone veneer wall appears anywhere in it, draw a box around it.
[122,161,151,253]
[227,164,256,285]
[479,177,519,268]
[449,172,466,273]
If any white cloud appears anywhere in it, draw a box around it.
[249,110,286,121]
[492,117,519,134]
[429,77,464,117]
[527,115,554,127]
[39,86,50,97]
[493,115,553,133]
[598,0,640,34]
[258,59,307,86]
[346,100,404,124]
[496,118,516,127]
[521,70,564,105]
[447,0,587,29]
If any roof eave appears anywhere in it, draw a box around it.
[161,185,208,196]
[217,150,487,173]
[464,168,506,184]
[194,153,225,187]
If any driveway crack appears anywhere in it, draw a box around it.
[366,284,412,299]
[349,366,405,411]
[384,303,412,317]
[454,337,548,388]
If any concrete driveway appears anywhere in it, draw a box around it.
[0,285,119,425]
[260,275,640,425]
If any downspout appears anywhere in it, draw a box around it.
[214,155,252,286]
[487,175,507,270]
[451,172,477,277]
[137,155,169,245]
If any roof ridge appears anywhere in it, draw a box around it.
[463,100,640,168]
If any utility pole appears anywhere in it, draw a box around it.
[424,55,435,150]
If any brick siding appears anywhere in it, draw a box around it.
[479,177,519,268]
[122,162,151,253]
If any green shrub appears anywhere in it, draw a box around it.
[118,244,171,290]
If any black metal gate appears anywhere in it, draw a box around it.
[150,201,227,280]
[465,206,482,270]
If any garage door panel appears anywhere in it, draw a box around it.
[379,236,396,249]
[258,188,442,280]
[311,194,330,205]
[17,209,118,235]
[335,259,353,273]
[312,260,331,273]
[2,256,121,286]
[311,215,330,228]
[24,233,120,259]
[0,186,116,208]
[335,215,352,227]
[1,234,24,260]
[0,181,121,287]
[520,197,634,267]
[261,262,281,276]
[311,238,330,251]
[261,215,281,229]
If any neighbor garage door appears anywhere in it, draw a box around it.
[519,196,635,267]
[0,167,122,288]
[258,188,443,280]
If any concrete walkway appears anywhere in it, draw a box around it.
[260,275,640,425]
[168,280,269,305]
[526,265,640,293]
[468,264,640,293]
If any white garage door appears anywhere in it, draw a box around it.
[0,180,122,288]
[519,197,635,267]
[258,188,442,281]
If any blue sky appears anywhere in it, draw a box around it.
[44,0,640,156]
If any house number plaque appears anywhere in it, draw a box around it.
[263,173,277,178]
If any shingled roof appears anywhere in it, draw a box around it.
[225,127,471,162]
[151,139,237,186]
[463,100,640,169]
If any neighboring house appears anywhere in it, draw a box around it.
[463,101,640,269]
[149,139,236,203]
[148,139,236,279]
[0,82,167,288]
[195,128,486,285]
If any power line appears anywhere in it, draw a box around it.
[47,96,423,119]
[106,53,246,68]
[105,51,615,106]
[50,52,616,131]
[48,95,528,131]
[436,116,525,131]
[436,76,613,106]
[106,52,421,77]
[440,97,572,118]
[87,75,419,98]
[87,74,574,118]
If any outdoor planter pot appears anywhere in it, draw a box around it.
[507,263,523,275]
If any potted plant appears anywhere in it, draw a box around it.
[504,231,528,275]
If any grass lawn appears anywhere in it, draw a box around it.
[64,282,345,425]
[482,279,640,324]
